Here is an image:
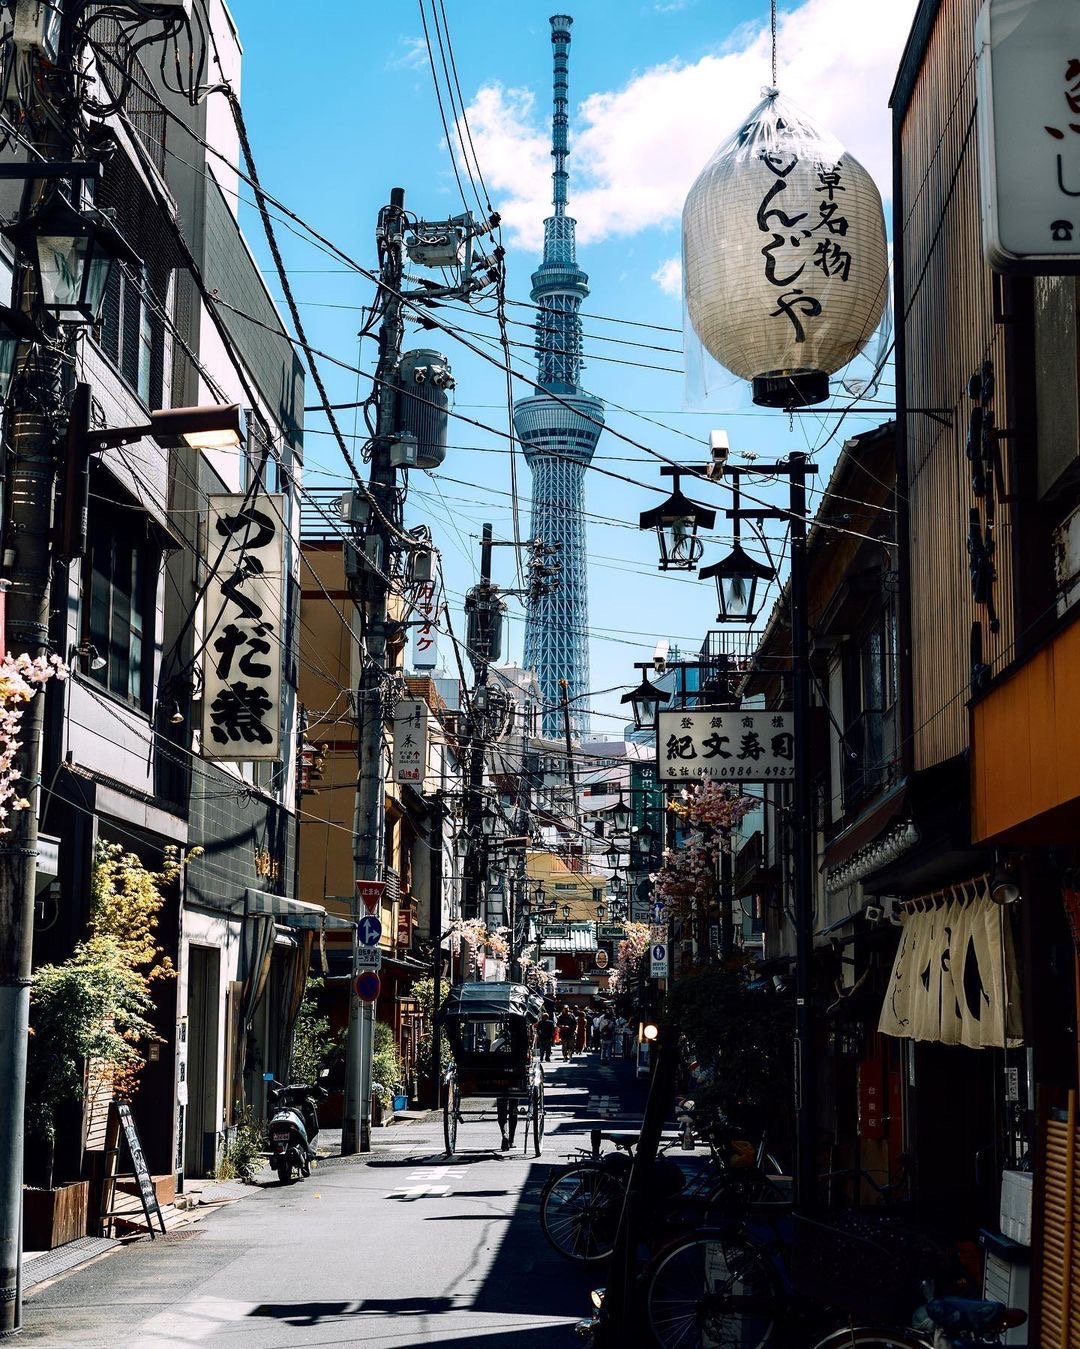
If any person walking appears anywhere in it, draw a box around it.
[536,1012,555,1063]
[613,1012,629,1059]
[557,1005,576,1061]
[574,1009,589,1057]
[598,1009,615,1064]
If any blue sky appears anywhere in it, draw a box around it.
[226,0,918,733]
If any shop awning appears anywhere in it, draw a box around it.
[244,888,355,931]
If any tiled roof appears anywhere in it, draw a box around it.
[539,922,598,955]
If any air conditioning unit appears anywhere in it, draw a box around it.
[13,0,61,60]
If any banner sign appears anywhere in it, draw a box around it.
[202,494,285,760]
[409,578,440,669]
[393,698,428,783]
[976,0,1080,271]
[657,710,794,782]
[650,940,669,978]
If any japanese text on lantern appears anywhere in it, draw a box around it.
[656,709,795,782]
[202,494,285,760]
[756,150,851,344]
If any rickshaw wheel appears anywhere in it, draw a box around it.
[444,1081,459,1156]
[532,1080,545,1156]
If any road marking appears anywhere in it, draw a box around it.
[406,1164,465,1180]
[389,1183,452,1200]
[129,1296,255,1346]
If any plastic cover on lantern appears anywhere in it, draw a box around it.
[682,90,889,408]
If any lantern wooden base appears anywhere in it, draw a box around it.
[752,370,830,408]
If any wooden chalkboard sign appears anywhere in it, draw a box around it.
[100,1102,166,1238]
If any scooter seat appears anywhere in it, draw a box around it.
[925,1298,1015,1333]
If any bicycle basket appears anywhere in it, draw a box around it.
[790,1214,922,1322]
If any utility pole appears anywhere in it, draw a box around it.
[0,8,74,1333]
[343,187,407,1157]
[462,525,495,923]
[787,452,818,1213]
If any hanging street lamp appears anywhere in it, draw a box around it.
[620,673,671,731]
[700,541,775,623]
[682,91,888,409]
[638,468,716,571]
[609,791,632,835]
[4,194,139,326]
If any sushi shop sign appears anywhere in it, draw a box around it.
[976,0,1080,271]
[657,710,794,783]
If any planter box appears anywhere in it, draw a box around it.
[23,1181,89,1251]
[116,1173,175,1208]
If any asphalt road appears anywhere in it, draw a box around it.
[21,1048,646,1348]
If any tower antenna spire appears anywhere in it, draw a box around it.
[513,14,605,742]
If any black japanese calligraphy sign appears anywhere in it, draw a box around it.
[656,709,795,783]
[203,494,285,760]
[977,0,1080,271]
[393,698,429,784]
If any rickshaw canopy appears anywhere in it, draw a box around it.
[440,981,545,1024]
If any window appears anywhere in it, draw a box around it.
[81,499,157,709]
[841,600,899,808]
[98,263,165,408]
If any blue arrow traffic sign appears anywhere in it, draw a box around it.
[357,914,383,946]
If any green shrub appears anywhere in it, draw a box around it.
[290,978,342,1085]
[371,1020,404,1110]
[216,1105,265,1182]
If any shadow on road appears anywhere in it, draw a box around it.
[246,1296,460,1327]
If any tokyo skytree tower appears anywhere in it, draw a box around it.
[514,13,604,742]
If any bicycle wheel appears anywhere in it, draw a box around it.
[644,1231,778,1349]
[532,1081,545,1157]
[443,1081,459,1156]
[539,1162,625,1263]
[810,1330,929,1349]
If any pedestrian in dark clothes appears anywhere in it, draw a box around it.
[536,1012,555,1062]
[574,1009,589,1056]
[557,1006,576,1060]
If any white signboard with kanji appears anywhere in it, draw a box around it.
[409,578,441,670]
[202,494,285,760]
[393,698,428,784]
[657,709,794,783]
[976,0,1080,271]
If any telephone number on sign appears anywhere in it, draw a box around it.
[662,765,795,780]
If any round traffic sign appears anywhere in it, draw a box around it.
[357,914,383,946]
[652,943,667,962]
[355,970,381,1002]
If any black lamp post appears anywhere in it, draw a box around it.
[4,194,138,325]
[638,468,716,571]
[639,452,820,1213]
[562,903,571,921]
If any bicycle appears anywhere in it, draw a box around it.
[810,1296,1027,1347]
[540,1109,788,1265]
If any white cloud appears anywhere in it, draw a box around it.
[463,0,919,252]
[652,256,682,296]
[386,36,428,72]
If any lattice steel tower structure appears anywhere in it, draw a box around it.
[514,13,604,741]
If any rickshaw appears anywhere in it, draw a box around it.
[439,981,546,1158]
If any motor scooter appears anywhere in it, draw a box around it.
[267,1073,327,1183]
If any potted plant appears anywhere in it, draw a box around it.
[24,935,156,1248]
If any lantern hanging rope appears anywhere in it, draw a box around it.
[682,89,889,410]
[770,0,777,89]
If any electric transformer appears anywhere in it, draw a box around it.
[394,349,452,469]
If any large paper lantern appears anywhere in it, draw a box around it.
[683,91,888,408]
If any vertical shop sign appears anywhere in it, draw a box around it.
[203,494,285,760]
